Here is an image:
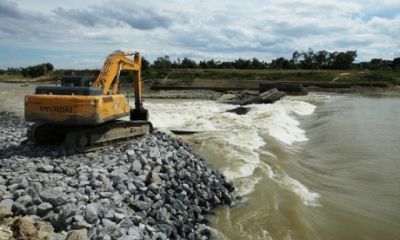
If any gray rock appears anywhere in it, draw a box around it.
[128,226,141,239]
[102,218,117,234]
[12,195,33,214]
[104,209,115,219]
[156,207,168,222]
[114,212,125,221]
[148,183,159,194]
[71,221,92,230]
[132,177,145,188]
[85,203,98,224]
[65,229,90,240]
[117,234,132,240]
[131,160,142,174]
[73,215,84,222]
[60,203,77,219]
[26,205,37,215]
[150,172,162,185]
[30,182,42,195]
[97,174,109,184]
[99,192,113,198]
[131,200,150,211]
[18,178,29,189]
[40,164,55,173]
[112,174,128,185]
[35,198,56,214]
[127,183,137,194]
[50,213,64,230]
[41,210,54,220]
[126,150,136,163]
[39,187,68,207]
[0,199,14,210]
[149,148,160,159]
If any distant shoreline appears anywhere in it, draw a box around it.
[1,82,400,99]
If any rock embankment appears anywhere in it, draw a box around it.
[0,111,236,240]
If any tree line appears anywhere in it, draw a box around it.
[1,63,54,77]
[1,49,399,78]
[147,48,361,70]
[146,49,397,71]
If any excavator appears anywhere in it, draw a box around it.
[24,51,153,152]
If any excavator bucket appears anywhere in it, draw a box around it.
[130,108,149,121]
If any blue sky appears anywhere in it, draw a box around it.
[0,0,399,70]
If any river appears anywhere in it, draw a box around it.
[146,93,400,240]
[1,83,399,239]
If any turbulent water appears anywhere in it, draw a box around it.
[1,83,399,240]
[145,94,400,240]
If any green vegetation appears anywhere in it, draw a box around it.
[0,49,399,86]
[21,63,54,78]
[142,69,399,86]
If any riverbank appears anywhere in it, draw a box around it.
[0,111,236,240]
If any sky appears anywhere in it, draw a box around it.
[0,0,399,70]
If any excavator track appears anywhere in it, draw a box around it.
[64,120,153,152]
[27,123,69,145]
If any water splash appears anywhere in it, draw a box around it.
[145,99,319,205]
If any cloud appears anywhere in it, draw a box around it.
[0,0,21,18]
[52,2,173,30]
[0,0,399,69]
[53,8,101,27]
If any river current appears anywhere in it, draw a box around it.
[1,83,399,239]
[146,93,400,240]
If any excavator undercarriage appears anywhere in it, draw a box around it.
[27,120,152,152]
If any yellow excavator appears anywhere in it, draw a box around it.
[24,51,153,152]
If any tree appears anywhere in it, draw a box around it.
[199,60,208,69]
[314,51,328,69]
[179,57,198,69]
[393,57,400,69]
[218,61,234,69]
[6,67,21,74]
[233,58,251,69]
[332,51,357,70]
[45,63,54,71]
[141,57,150,71]
[301,48,315,69]
[20,63,54,78]
[152,55,172,69]
[206,59,217,69]
[327,52,338,68]
[292,51,301,68]
[251,58,264,69]
[271,57,288,69]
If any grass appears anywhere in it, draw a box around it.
[0,72,60,83]
[151,69,400,86]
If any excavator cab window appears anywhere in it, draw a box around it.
[60,76,96,87]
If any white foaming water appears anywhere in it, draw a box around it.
[145,99,319,205]
[259,160,321,207]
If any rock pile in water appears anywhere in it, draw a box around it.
[0,111,235,239]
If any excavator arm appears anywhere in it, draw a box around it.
[92,51,147,120]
